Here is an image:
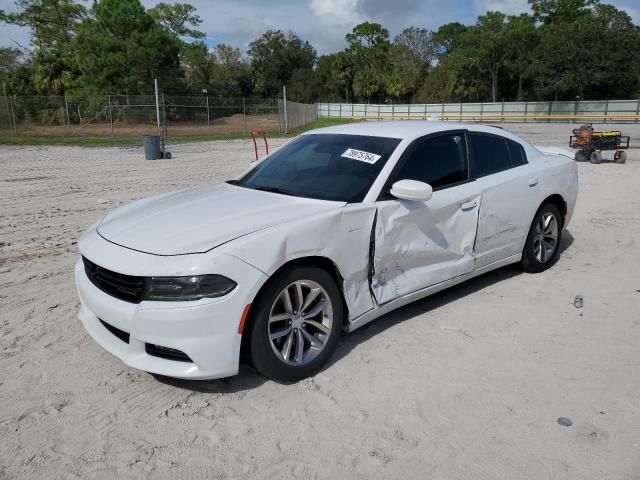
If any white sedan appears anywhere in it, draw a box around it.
[76,121,578,382]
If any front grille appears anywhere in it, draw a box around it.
[145,343,193,363]
[99,319,130,344]
[83,256,144,303]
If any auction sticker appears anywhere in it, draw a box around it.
[341,148,381,164]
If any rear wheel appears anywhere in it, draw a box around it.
[521,203,562,273]
[247,266,343,382]
[614,150,626,164]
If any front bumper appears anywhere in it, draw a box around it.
[75,251,267,380]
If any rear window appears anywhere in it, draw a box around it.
[469,133,512,178]
[236,134,401,202]
[507,139,528,166]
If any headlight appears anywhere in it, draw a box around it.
[145,275,237,301]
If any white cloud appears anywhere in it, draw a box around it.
[0,0,475,53]
[473,0,530,15]
[310,0,362,19]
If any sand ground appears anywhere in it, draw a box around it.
[1,124,639,479]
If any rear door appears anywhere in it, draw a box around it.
[469,133,542,268]
[371,131,482,305]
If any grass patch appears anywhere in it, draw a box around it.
[288,117,354,133]
[0,118,354,147]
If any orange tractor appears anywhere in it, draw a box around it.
[570,125,629,164]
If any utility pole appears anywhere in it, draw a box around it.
[108,95,114,137]
[283,85,288,134]
[2,82,15,135]
[203,89,210,133]
[154,78,161,138]
[242,97,247,133]
[63,94,71,135]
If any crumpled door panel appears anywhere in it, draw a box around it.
[474,168,541,268]
[372,189,482,305]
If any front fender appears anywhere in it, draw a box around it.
[220,204,378,320]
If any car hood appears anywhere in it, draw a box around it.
[97,183,344,255]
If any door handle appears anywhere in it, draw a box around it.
[460,201,477,211]
[528,179,539,187]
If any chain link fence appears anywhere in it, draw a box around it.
[0,94,284,138]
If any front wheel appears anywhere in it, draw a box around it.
[247,266,343,382]
[574,149,588,162]
[521,203,563,273]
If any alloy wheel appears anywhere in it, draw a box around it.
[533,212,558,263]
[268,280,333,366]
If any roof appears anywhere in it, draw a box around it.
[306,120,522,143]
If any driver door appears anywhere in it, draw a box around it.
[371,131,482,305]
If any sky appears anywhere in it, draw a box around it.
[1,0,639,54]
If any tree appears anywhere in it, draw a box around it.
[529,2,640,99]
[0,0,86,49]
[503,14,540,100]
[383,27,435,100]
[345,22,390,101]
[209,44,252,97]
[416,52,483,103]
[0,47,24,81]
[180,41,210,92]
[148,2,204,39]
[288,68,317,102]
[416,61,458,103]
[315,52,355,102]
[248,30,316,97]
[394,27,436,70]
[71,0,181,93]
[383,43,423,100]
[0,0,86,93]
[433,22,468,58]
[529,0,596,24]
[459,12,513,102]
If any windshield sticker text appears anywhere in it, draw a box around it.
[341,148,382,164]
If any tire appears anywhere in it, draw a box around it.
[247,265,343,382]
[614,150,626,164]
[521,203,563,273]
[164,152,172,159]
[574,150,588,162]
[589,151,603,164]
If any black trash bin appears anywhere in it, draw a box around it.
[143,135,161,160]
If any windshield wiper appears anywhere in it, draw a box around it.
[228,180,312,198]
[252,185,300,197]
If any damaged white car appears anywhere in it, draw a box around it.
[76,121,578,382]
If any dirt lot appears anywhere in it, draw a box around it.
[3,113,281,138]
[1,124,639,479]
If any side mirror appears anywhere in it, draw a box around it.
[390,179,433,202]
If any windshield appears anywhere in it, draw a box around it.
[233,133,402,202]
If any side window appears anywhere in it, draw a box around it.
[469,134,511,178]
[507,139,527,166]
[392,133,468,190]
